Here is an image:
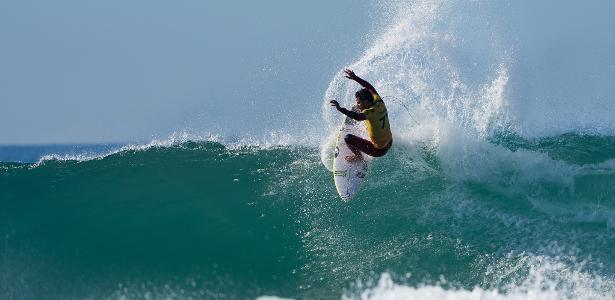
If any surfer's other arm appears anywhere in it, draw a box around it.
[330,100,367,121]
[344,69,378,95]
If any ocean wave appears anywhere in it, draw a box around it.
[25,130,318,167]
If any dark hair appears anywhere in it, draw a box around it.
[355,88,373,103]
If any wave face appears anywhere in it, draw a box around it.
[1,137,615,299]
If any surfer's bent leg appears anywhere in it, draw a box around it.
[344,134,367,158]
[344,134,392,158]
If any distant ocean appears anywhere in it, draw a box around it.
[3,0,615,299]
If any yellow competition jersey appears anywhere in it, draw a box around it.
[361,93,392,148]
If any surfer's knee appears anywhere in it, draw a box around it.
[344,134,354,144]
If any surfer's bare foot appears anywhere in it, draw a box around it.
[345,154,362,162]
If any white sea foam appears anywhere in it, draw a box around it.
[341,252,615,300]
[436,129,580,185]
[345,275,559,300]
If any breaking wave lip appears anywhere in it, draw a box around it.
[28,130,320,167]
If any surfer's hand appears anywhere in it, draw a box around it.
[329,100,341,111]
[344,69,358,80]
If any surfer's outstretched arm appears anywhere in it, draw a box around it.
[344,69,378,95]
[330,100,367,121]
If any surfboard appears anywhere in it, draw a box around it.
[332,108,368,201]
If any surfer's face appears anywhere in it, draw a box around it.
[356,96,371,110]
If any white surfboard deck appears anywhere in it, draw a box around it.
[333,110,368,201]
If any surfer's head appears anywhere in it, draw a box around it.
[355,88,374,109]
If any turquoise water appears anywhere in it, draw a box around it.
[1,135,614,299]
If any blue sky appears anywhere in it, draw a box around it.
[0,0,375,144]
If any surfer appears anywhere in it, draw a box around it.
[330,69,393,161]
